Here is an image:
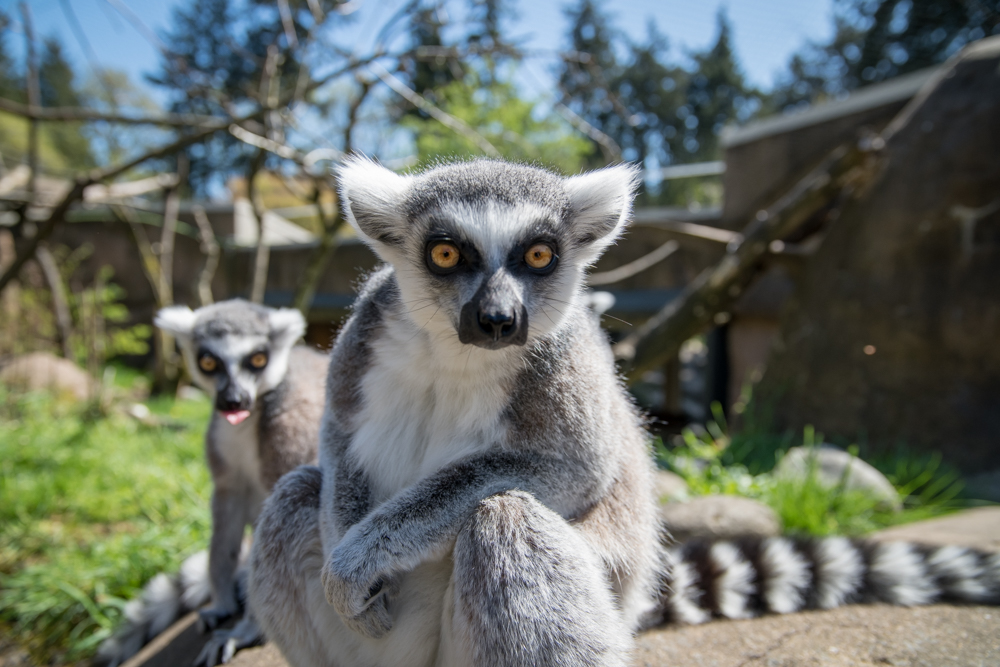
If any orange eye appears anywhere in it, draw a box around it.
[198,355,217,373]
[429,242,461,270]
[524,244,554,270]
[249,352,268,369]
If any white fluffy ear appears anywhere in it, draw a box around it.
[338,154,412,248]
[268,308,306,348]
[154,306,196,340]
[564,164,640,260]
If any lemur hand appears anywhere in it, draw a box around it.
[321,524,400,639]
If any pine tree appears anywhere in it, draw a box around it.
[769,0,1000,112]
[0,10,23,102]
[40,38,94,169]
[682,13,759,162]
[558,0,620,167]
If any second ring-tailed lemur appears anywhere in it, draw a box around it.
[96,300,328,667]
[249,158,1000,667]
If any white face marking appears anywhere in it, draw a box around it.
[179,333,292,410]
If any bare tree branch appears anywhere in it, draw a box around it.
[277,0,299,48]
[192,205,219,307]
[246,150,270,304]
[0,107,266,295]
[36,244,74,359]
[614,143,878,378]
[588,240,679,287]
[0,97,231,127]
[368,61,500,157]
[20,3,39,209]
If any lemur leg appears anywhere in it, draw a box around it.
[248,467,336,667]
[201,485,251,631]
[252,467,454,667]
[439,490,630,667]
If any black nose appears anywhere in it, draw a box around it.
[459,302,529,349]
[478,310,517,341]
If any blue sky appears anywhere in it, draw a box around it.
[6,0,836,105]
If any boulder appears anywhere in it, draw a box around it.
[660,495,780,542]
[775,446,901,512]
[0,352,94,402]
[774,445,903,512]
[653,469,689,503]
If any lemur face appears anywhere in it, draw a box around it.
[340,158,638,351]
[155,300,305,425]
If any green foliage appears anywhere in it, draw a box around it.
[658,404,968,537]
[0,386,212,663]
[402,74,592,175]
[0,247,151,369]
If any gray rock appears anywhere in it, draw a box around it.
[775,446,901,512]
[0,352,94,402]
[653,469,689,503]
[660,495,781,542]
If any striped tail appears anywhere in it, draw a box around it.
[94,551,218,667]
[653,536,1000,627]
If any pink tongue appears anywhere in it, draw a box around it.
[223,410,251,425]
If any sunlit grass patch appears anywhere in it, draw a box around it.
[0,385,211,663]
[657,404,970,537]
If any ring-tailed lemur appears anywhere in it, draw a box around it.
[248,158,1000,667]
[96,300,328,667]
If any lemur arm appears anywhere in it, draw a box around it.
[321,449,599,627]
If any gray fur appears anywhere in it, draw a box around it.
[250,158,658,667]
[97,301,327,667]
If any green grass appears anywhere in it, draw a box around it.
[0,384,211,663]
[658,405,970,537]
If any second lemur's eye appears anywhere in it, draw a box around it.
[198,354,217,373]
[249,352,268,369]
[524,243,555,271]
[428,242,461,271]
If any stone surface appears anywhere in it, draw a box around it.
[229,605,1000,667]
[0,352,94,402]
[775,446,902,511]
[755,37,1000,473]
[660,495,781,542]
[870,506,1000,553]
[653,469,689,503]
[635,604,1000,667]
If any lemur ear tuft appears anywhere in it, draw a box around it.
[154,306,196,339]
[269,308,306,348]
[338,154,412,248]
[564,164,640,260]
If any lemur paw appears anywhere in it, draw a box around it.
[320,557,398,639]
[195,617,264,666]
[196,606,237,633]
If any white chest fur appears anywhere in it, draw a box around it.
[210,412,267,500]
[347,321,517,503]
